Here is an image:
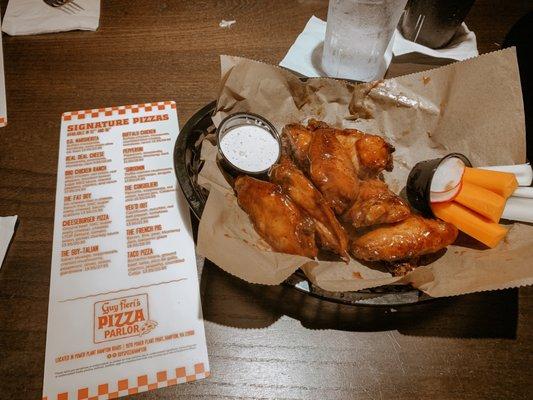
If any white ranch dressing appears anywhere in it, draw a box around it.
[220,125,280,172]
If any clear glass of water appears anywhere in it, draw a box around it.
[322,0,408,81]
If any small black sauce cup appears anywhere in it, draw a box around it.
[216,112,281,180]
[406,153,472,216]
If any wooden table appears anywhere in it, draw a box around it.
[1,1,531,399]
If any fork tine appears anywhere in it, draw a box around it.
[43,0,83,13]
[64,3,77,13]
[70,1,85,11]
[58,6,74,14]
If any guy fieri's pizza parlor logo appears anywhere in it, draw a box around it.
[94,293,157,343]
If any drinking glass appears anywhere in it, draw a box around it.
[322,0,408,81]
[400,0,475,49]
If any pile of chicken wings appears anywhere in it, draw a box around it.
[234,120,458,276]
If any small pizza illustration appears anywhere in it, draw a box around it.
[139,320,158,336]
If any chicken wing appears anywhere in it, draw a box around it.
[333,128,394,178]
[355,134,395,177]
[281,123,313,169]
[307,119,330,130]
[284,120,395,178]
[235,175,318,258]
[270,157,349,260]
[350,215,458,262]
[308,119,394,178]
[330,129,362,174]
[308,128,359,214]
[343,179,411,228]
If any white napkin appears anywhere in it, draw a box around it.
[2,0,100,36]
[394,22,478,60]
[0,216,17,269]
[280,15,478,79]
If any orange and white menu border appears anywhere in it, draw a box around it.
[43,101,209,400]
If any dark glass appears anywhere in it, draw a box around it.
[400,0,475,49]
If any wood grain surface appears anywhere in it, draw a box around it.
[1,1,532,399]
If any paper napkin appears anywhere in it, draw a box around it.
[2,0,100,36]
[280,15,478,79]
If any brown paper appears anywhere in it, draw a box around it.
[197,48,533,297]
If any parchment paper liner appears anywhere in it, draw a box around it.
[196,48,533,297]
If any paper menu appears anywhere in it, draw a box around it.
[43,102,209,400]
[0,216,17,268]
[0,18,7,127]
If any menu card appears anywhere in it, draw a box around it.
[43,102,209,400]
[0,18,7,127]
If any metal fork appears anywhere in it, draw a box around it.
[43,0,85,15]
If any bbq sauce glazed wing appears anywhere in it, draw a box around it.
[270,157,349,260]
[333,129,394,178]
[234,175,318,258]
[281,123,313,169]
[308,119,395,178]
[307,128,360,215]
[355,134,395,177]
[350,215,458,262]
[343,179,411,228]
